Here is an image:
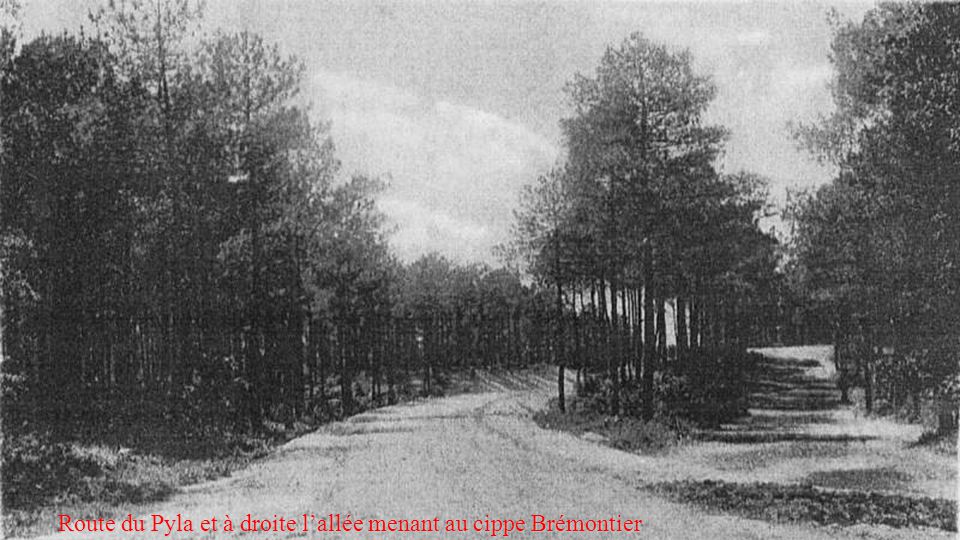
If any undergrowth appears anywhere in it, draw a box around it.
[2,369,467,538]
[1,429,271,538]
[913,429,959,456]
[534,398,694,453]
[535,349,761,452]
[651,479,957,532]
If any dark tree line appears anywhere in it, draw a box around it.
[509,34,783,419]
[787,4,959,433]
[0,10,369,435]
[0,3,568,445]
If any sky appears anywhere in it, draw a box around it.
[20,0,875,264]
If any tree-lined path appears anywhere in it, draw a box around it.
[3,3,957,538]
[31,348,954,540]
[661,347,955,500]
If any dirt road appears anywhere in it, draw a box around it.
[34,349,953,540]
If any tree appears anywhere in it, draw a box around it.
[791,4,960,431]
[560,33,726,419]
[512,167,575,411]
[0,0,20,378]
[511,32,780,423]
[0,1,399,439]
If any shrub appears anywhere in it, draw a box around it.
[574,348,758,427]
[533,398,692,453]
[659,349,759,427]
[2,433,104,509]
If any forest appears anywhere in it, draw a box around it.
[0,1,957,534]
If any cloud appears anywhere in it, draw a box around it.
[378,197,491,262]
[706,56,836,206]
[307,72,559,264]
[779,65,833,93]
[735,29,772,47]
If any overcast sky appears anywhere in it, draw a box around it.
[21,0,874,264]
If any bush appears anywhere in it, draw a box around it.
[659,349,759,427]
[2,433,105,509]
[605,416,695,452]
[534,398,692,453]
[574,375,619,414]
[575,348,758,427]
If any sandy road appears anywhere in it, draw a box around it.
[36,359,951,540]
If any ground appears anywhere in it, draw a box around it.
[24,347,957,540]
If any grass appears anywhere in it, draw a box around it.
[803,467,911,492]
[650,479,957,532]
[707,441,854,471]
[913,429,959,456]
[2,432,270,538]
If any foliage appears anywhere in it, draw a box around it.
[509,31,783,419]
[788,4,960,430]
[655,350,760,427]
[534,398,693,454]
[1,431,259,538]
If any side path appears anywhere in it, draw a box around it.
[654,346,955,501]
[33,357,953,540]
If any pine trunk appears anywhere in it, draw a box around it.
[642,244,656,421]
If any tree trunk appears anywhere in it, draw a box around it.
[656,294,666,361]
[642,244,656,421]
[937,393,958,435]
[609,278,620,416]
[620,285,632,383]
[339,323,353,416]
[675,294,688,364]
[864,330,875,414]
[833,327,850,405]
[634,286,643,379]
[689,293,700,351]
[555,275,565,413]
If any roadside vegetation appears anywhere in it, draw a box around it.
[535,350,761,452]
[3,435,250,537]
[3,368,484,538]
[653,480,956,532]
[913,430,958,456]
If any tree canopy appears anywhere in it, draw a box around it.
[788,3,959,430]
[509,33,781,418]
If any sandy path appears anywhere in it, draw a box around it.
[643,346,957,501]
[32,353,953,540]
